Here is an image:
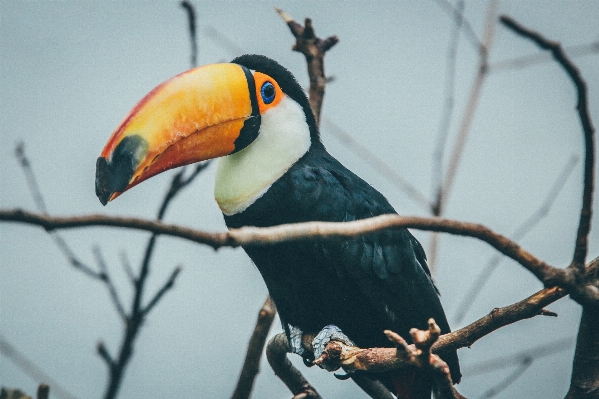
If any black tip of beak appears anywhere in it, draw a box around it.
[95,157,115,206]
[95,135,149,205]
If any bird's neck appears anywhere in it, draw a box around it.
[214,95,312,216]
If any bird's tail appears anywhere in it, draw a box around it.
[392,369,433,399]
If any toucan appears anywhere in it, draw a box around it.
[96,54,461,398]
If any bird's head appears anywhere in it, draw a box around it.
[96,55,318,210]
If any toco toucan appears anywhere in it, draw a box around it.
[96,54,461,398]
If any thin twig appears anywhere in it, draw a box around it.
[453,155,579,323]
[431,0,483,51]
[119,250,136,286]
[275,7,338,126]
[430,0,499,272]
[204,26,245,57]
[438,0,498,213]
[231,296,277,399]
[322,117,432,211]
[489,40,599,73]
[463,337,573,376]
[15,143,104,279]
[142,266,182,316]
[180,0,198,67]
[0,336,80,399]
[499,15,596,276]
[93,246,127,321]
[476,357,532,399]
[432,0,465,202]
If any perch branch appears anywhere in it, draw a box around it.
[315,320,464,399]
[0,209,567,286]
[266,333,323,399]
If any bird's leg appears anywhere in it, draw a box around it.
[288,324,307,357]
[312,325,355,372]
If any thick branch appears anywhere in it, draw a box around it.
[500,15,595,273]
[436,286,565,353]
[316,321,464,399]
[0,209,561,282]
[266,333,322,399]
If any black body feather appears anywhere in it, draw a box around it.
[227,55,461,386]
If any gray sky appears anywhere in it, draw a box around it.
[1,1,598,398]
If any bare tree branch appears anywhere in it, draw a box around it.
[0,336,80,399]
[266,333,323,399]
[462,337,573,376]
[489,40,599,72]
[453,155,578,323]
[437,0,498,214]
[275,7,338,126]
[429,0,499,272]
[93,246,127,321]
[141,266,182,317]
[322,117,432,211]
[15,143,104,280]
[437,286,566,354]
[432,0,465,203]
[231,296,277,399]
[119,250,136,286]
[180,0,198,67]
[203,26,245,58]
[1,209,575,289]
[476,357,532,399]
[431,0,482,52]
[499,15,596,277]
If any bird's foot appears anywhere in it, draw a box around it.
[288,325,315,366]
[312,325,355,372]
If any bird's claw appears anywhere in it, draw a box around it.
[289,325,306,357]
[312,324,354,371]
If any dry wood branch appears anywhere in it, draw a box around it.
[323,117,432,211]
[231,296,277,399]
[490,40,599,72]
[462,337,573,376]
[142,266,182,317]
[315,320,463,399]
[500,15,596,275]
[0,336,80,399]
[266,333,322,399]
[453,155,578,323]
[437,286,566,353]
[180,0,198,67]
[93,246,127,321]
[275,8,338,125]
[0,209,565,285]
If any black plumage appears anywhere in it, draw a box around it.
[226,55,461,385]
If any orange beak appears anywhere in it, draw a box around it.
[95,63,257,205]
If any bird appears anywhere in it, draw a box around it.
[95,54,461,398]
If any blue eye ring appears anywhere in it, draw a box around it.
[260,81,276,104]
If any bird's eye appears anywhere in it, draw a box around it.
[260,81,276,104]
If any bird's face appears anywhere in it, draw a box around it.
[95,61,289,205]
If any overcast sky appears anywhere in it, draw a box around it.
[1,1,598,398]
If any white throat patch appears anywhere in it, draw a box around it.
[214,95,311,215]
